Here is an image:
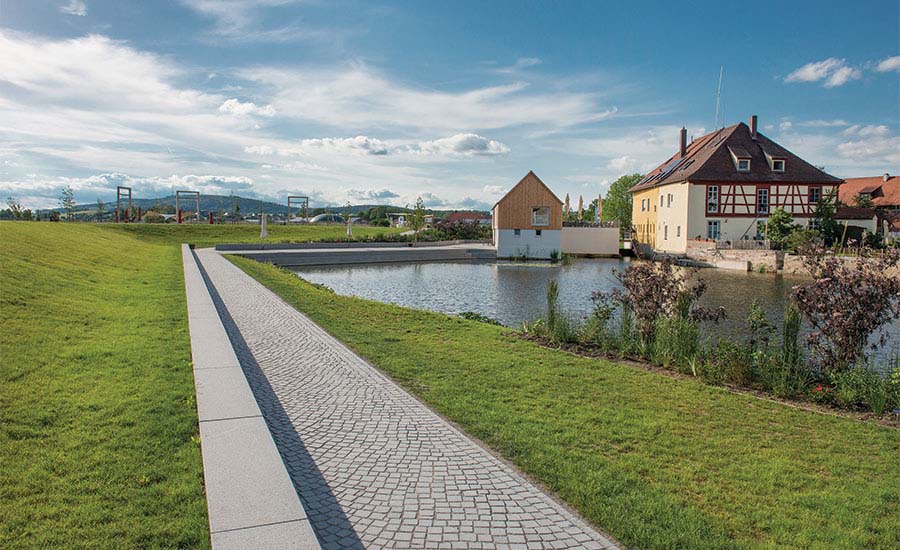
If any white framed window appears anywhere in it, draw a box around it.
[535,229,543,237]
[757,188,769,215]
[707,185,719,213]
[531,206,550,226]
[667,193,673,207]
[772,159,785,172]
[707,220,721,240]
[809,186,821,204]
[738,158,751,172]
[660,195,664,207]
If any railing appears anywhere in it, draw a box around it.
[562,221,620,228]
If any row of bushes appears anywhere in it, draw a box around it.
[523,250,900,416]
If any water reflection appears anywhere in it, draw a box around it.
[294,259,898,358]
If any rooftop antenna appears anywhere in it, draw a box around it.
[714,66,724,129]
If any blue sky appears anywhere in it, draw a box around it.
[1,0,898,209]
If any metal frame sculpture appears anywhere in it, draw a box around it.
[287,195,309,223]
[176,190,201,224]
[116,186,132,223]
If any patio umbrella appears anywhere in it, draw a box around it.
[577,195,584,221]
[596,194,603,223]
[260,212,268,239]
[564,193,570,221]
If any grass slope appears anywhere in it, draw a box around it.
[101,223,400,248]
[0,223,208,548]
[229,256,900,550]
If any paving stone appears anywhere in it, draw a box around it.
[194,366,261,421]
[195,248,619,550]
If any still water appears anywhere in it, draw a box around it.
[293,259,898,356]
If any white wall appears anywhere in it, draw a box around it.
[495,229,562,259]
[560,227,619,255]
[655,182,690,253]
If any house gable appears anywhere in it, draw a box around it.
[493,171,563,230]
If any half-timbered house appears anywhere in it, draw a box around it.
[629,116,842,253]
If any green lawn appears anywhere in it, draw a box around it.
[101,222,401,248]
[0,221,403,549]
[228,255,900,550]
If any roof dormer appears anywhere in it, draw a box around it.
[763,150,786,172]
[728,146,751,172]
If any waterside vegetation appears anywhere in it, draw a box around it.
[524,247,900,418]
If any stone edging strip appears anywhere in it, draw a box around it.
[181,244,322,550]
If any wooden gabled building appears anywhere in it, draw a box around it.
[492,171,564,259]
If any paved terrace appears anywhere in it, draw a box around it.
[194,248,617,549]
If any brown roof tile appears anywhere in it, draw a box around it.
[630,121,842,193]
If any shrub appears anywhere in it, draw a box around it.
[757,352,812,398]
[549,249,560,263]
[542,280,579,343]
[459,311,502,325]
[781,302,803,371]
[607,258,724,349]
[651,315,701,369]
[829,366,892,412]
[793,245,900,371]
[706,340,755,386]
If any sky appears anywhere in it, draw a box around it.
[1,0,898,210]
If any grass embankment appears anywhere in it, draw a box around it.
[101,223,401,248]
[0,223,211,548]
[229,256,900,550]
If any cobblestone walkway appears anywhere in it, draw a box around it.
[195,249,617,550]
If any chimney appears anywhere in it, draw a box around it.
[884,173,890,182]
[679,127,687,158]
[749,115,758,140]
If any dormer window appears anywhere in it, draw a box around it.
[772,159,785,172]
[737,159,751,172]
[729,146,752,172]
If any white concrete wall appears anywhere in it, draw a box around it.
[560,227,619,256]
[495,229,561,259]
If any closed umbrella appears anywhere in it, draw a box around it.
[577,195,584,221]
[596,194,603,223]
[260,212,268,239]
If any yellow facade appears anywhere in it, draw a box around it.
[631,187,659,248]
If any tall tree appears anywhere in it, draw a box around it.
[59,186,76,221]
[765,207,796,249]
[603,173,641,230]
[409,196,426,243]
[95,198,105,222]
[6,197,23,220]
[812,188,840,245]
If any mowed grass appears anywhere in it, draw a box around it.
[0,222,209,548]
[229,256,900,550]
[101,222,401,248]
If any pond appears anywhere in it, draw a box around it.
[293,259,899,362]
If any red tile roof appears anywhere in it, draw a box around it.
[630,121,841,192]
[838,175,900,208]
[446,211,489,223]
[834,207,876,220]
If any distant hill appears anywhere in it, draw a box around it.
[56,194,487,217]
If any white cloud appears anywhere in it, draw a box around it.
[843,124,890,137]
[494,57,542,74]
[876,55,900,73]
[240,64,615,131]
[181,0,332,43]
[60,0,87,16]
[482,185,506,195]
[415,134,509,156]
[346,188,400,201]
[245,133,509,158]
[219,98,276,116]
[785,58,861,88]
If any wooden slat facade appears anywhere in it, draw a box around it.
[492,171,563,230]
